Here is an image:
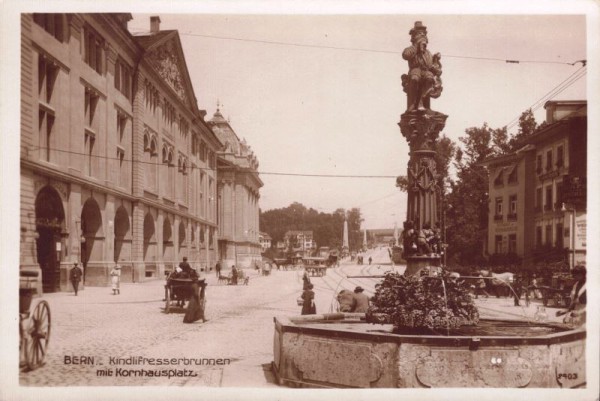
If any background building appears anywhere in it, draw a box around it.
[483,100,586,269]
[20,14,223,292]
[258,231,272,253]
[209,107,263,270]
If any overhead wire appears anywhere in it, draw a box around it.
[504,65,587,131]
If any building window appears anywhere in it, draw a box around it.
[84,131,95,176]
[163,98,175,127]
[114,58,132,100]
[39,108,55,162]
[556,223,564,249]
[495,235,503,254]
[544,186,553,211]
[83,26,104,74]
[494,197,503,220]
[545,225,552,246]
[38,56,58,162]
[546,149,553,172]
[556,145,564,168]
[116,112,129,188]
[555,181,563,210]
[116,147,125,187]
[33,14,65,42]
[535,187,542,212]
[200,141,207,162]
[536,226,542,248]
[536,155,542,174]
[508,234,517,254]
[508,195,517,220]
[144,80,159,115]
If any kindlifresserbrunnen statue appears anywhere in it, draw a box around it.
[398,22,448,273]
[401,21,443,112]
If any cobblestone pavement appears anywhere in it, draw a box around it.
[19,248,566,388]
[19,267,302,387]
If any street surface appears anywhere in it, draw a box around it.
[20,247,564,387]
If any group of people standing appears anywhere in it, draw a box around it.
[300,271,371,315]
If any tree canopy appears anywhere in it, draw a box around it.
[260,203,363,253]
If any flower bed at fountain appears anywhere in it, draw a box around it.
[272,271,586,388]
[367,271,479,334]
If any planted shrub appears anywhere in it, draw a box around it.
[367,271,479,333]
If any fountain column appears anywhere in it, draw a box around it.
[398,21,447,276]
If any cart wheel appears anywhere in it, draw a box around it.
[165,287,171,313]
[24,300,51,370]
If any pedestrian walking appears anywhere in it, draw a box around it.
[230,265,238,285]
[352,286,370,313]
[69,262,83,296]
[184,278,208,324]
[302,271,311,290]
[368,256,372,265]
[110,263,121,295]
[215,260,222,278]
[301,283,316,315]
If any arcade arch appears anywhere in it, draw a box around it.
[35,185,65,293]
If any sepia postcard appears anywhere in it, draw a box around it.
[1,0,599,400]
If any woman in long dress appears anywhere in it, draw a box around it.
[110,264,121,295]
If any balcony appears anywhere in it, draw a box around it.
[493,214,503,222]
[507,213,517,221]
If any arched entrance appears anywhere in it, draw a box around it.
[80,197,103,281]
[114,206,130,262]
[35,186,65,293]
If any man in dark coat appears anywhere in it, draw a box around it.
[215,261,222,278]
[69,262,83,295]
[352,286,370,313]
[179,257,192,275]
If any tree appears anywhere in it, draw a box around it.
[259,203,364,253]
[445,124,496,266]
[509,109,537,150]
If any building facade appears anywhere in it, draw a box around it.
[483,100,586,269]
[283,231,316,256]
[20,14,221,292]
[209,108,263,270]
[258,232,272,253]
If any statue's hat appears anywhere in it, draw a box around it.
[409,21,428,36]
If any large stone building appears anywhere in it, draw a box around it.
[19,14,239,292]
[483,100,586,269]
[209,107,263,270]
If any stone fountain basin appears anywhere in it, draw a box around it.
[272,313,585,388]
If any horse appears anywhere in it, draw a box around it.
[480,270,515,298]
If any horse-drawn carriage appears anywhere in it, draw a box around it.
[20,270,51,371]
[164,272,207,313]
[539,273,576,308]
[302,257,328,277]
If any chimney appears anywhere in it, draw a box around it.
[150,16,161,33]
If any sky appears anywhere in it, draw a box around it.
[126,10,589,229]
